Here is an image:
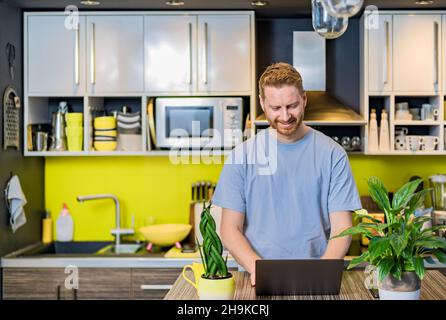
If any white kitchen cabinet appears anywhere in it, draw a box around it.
[393,14,441,93]
[367,15,392,93]
[197,15,252,93]
[144,14,252,94]
[145,15,197,93]
[443,15,446,92]
[26,15,86,95]
[86,15,144,94]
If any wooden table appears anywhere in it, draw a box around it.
[165,270,446,300]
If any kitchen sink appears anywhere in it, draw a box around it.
[95,243,143,254]
[17,241,112,256]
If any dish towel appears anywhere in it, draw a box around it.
[5,175,27,233]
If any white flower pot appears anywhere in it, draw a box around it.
[378,288,420,300]
[378,272,421,300]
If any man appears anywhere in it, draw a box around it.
[212,62,362,286]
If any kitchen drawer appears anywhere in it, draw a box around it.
[76,268,132,300]
[3,268,66,300]
[131,268,181,300]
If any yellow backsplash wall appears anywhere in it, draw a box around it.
[45,155,446,241]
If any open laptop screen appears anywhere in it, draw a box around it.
[255,259,344,296]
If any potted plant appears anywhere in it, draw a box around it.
[333,176,446,300]
[195,202,234,300]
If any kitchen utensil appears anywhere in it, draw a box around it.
[182,262,205,289]
[94,116,116,130]
[117,134,142,151]
[422,136,439,151]
[138,223,192,247]
[3,86,20,150]
[94,140,117,151]
[36,131,49,151]
[94,129,117,137]
[429,175,446,211]
[394,128,408,151]
[396,102,409,111]
[351,136,361,151]
[405,135,424,152]
[340,136,351,151]
[6,43,15,79]
[409,108,421,121]
[49,110,67,151]
[65,126,83,151]
[421,104,433,121]
[65,112,83,126]
[395,109,412,121]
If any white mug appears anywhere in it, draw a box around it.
[422,136,439,151]
[405,135,424,152]
[433,108,440,120]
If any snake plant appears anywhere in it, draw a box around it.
[197,202,229,279]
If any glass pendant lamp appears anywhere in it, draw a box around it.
[312,0,348,39]
[321,0,364,18]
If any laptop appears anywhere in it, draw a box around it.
[255,259,344,296]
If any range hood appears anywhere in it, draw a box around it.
[256,32,365,125]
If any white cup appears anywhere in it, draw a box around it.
[421,104,433,121]
[422,136,439,151]
[405,135,424,152]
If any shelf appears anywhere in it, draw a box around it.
[393,121,441,126]
[24,150,232,157]
[254,119,366,127]
[367,150,442,155]
[25,151,88,157]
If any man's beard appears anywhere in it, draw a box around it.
[268,113,304,136]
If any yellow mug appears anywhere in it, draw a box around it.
[182,262,235,300]
[182,262,204,289]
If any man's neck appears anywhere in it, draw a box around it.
[276,124,310,144]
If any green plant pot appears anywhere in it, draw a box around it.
[378,272,421,300]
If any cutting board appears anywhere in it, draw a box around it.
[164,246,200,258]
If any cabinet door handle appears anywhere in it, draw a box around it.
[434,21,439,86]
[90,22,95,85]
[383,20,390,85]
[188,22,192,85]
[75,23,80,85]
[140,284,172,290]
[203,22,208,85]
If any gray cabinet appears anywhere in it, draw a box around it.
[2,267,181,300]
[26,15,86,95]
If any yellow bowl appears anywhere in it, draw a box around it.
[94,116,116,130]
[94,129,117,137]
[139,224,192,247]
[94,141,117,151]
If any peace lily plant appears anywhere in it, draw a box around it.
[333,177,446,300]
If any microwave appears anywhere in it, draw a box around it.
[155,97,243,149]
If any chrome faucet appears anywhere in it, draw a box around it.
[77,194,134,246]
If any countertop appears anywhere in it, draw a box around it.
[165,270,446,300]
[0,242,239,269]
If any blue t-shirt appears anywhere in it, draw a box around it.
[212,127,362,259]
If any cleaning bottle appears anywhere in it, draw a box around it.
[379,109,390,151]
[368,109,379,152]
[56,203,74,242]
[42,210,53,244]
